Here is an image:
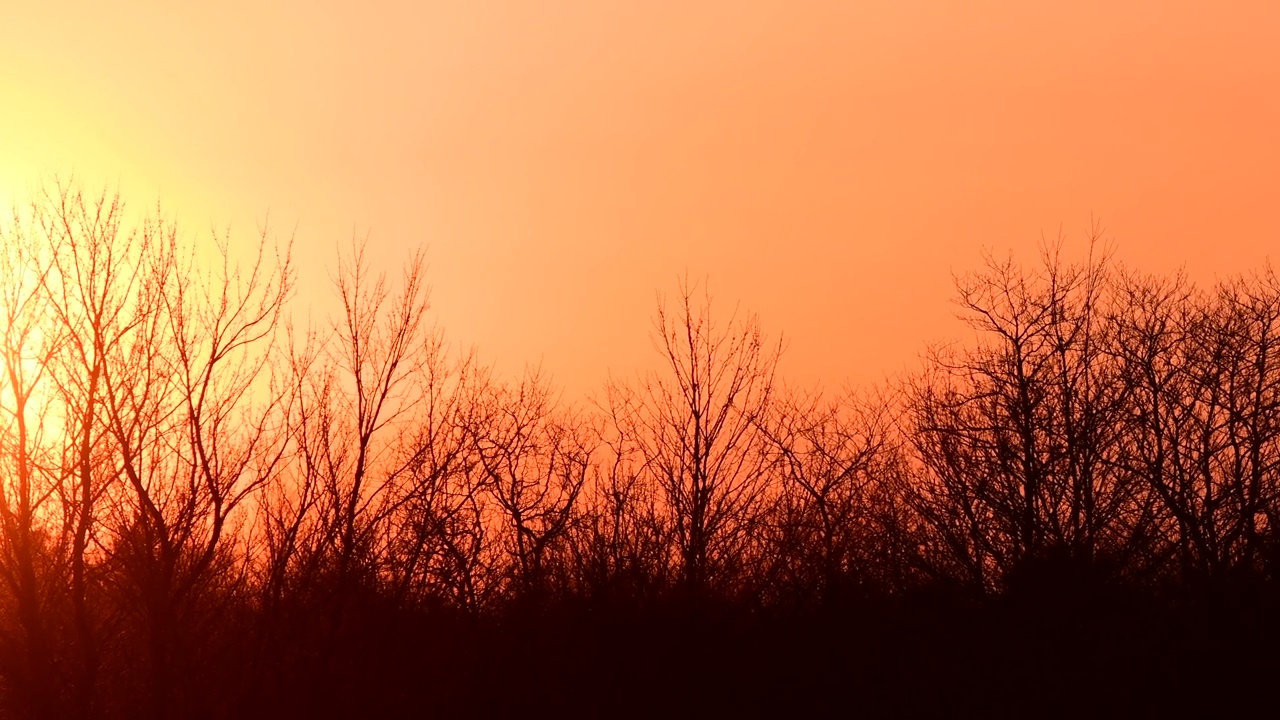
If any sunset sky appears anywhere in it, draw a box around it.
[3,1,1278,398]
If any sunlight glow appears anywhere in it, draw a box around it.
[0,246,64,453]
[0,329,63,450]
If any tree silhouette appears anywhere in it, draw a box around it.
[759,386,908,606]
[0,183,1275,716]
[471,369,589,600]
[604,279,781,599]
[903,238,1137,592]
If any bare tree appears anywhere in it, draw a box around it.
[0,183,297,718]
[91,218,291,718]
[277,240,435,600]
[1109,267,1280,583]
[759,386,907,604]
[903,238,1136,591]
[471,369,590,600]
[0,194,67,718]
[606,280,781,597]
[260,237,486,715]
[570,395,671,607]
[381,343,486,611]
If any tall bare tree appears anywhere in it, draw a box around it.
[606,280,781,596]
[0,195,67,718]
[472,369,590,600]
[1109,268,1280,583]
[904,239,1136,591]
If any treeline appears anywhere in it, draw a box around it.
[0,189,1278,717]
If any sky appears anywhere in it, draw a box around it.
[2,1,1278,398]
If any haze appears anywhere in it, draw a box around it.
[3,1,1277,397]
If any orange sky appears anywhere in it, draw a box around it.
[2,1,1278,398]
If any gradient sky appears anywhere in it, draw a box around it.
[2,1,1278,397]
